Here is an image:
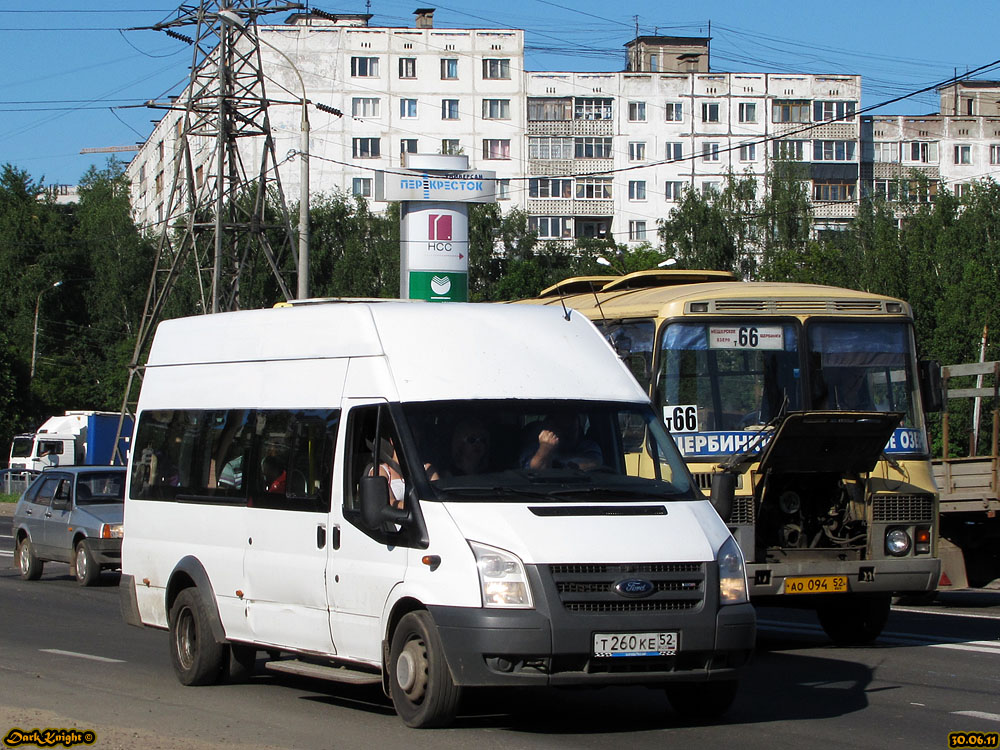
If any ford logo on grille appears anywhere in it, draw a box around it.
[614,578,655,598]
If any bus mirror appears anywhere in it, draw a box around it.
[710,472,736,522]
[918,360,943,413]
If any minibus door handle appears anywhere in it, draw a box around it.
[316,524,326,549]
[330,524,341,551]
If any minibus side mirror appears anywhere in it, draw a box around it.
[918,359,943,413]
[360,475,409,529]
[710,472,735,523]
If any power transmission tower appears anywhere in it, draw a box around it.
[113,0,304,463]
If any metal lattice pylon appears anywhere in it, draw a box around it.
[114,1,304,464]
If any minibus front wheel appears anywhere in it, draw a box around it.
[169,588,226,686]
[388,611,462,728]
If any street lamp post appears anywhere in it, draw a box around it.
[31,280,63,378]
[217,10,310,300]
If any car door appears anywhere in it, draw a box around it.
[327,400,410,664]
[23,475,62,559]
[43,476,76,562]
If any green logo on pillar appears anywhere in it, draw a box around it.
[409,271,468,302]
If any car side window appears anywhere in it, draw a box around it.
[33,477,61,508]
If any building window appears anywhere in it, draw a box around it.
[739,143,756,161]
[138,164,146,182]
[442,99,460,120]
[702,102,720,123]
[629,221,647,241]
[813,140,856,161]
[648,54,659,72]
[901,179,938,203]
[629,142,646,161]
[665,102,683,121]
[814,101,856,122]
[773,99,810,123]
[483,58,511,79]
[497,179,511,200]
[665,142,683,162]
[155,171,163,193]
[575,177,612,199]
[528,136,574,160]
[400,99,417,118]
[575,137,613,159]
[351,97,380,118]
[738,102,757,123]
[702,142,720,162]
[954,144,972,164]
[350,57,379,77]
[399,57,416,78]
[772,139,806,160]
[400,139,417,154]
[701,181,720,196]
[352,137,381,158]
[441,139,461,155]
[908,141,938,164]
[194,165,201,187]
[483,139,510,159]
[574,97,613,121]
[529,216,573,239]
[991,144,1000,165]
[482,99,510,119]
[872,180,900,202]
[577,220,608,239]
[664,181,685,200]
[527,97,572,121]
[352,177,373,197]
[628,101,646,122]
[628,181,646,200]
[874,142,899,163]
[441,58,458,79]
[528,178,572,198]
[813,181,856,201]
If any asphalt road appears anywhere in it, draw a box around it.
[1,510,999,750]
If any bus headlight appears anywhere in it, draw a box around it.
[718,536,748,605]
[469,541,533,609]
[886,528,911,556]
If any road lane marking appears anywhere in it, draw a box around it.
[758,619,1000,655]
[951,711,1000,724]
[0,551,12,558]
[39,649,125,664]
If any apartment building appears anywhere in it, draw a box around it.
[127,11,995,246]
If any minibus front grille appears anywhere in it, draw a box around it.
[546,562,706,614]
[872,494,936,522]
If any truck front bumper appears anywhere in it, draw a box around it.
[747,557,940,598]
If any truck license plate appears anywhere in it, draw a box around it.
[784,575,849,594]
[593,631,678,657]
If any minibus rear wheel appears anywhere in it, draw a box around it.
[169,588,226,686]
[388,611,462,728]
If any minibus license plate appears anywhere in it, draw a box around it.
[784,575,849,594]
[593,631,678,657]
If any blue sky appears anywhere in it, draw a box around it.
[1,0,997,186]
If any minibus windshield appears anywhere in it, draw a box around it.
[400,400,699,502]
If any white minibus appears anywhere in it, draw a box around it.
[119,301,755,727]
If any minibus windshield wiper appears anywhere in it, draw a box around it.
[436,485,560,500]
[543,484,677,499]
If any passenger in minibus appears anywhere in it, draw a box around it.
[522,413,602,471]
[444,419,491,476]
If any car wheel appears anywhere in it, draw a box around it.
[665,680,739,722]
[168,588,226,686]
[817,594,891,646]
[388,611,462,728]
[73,540,101,587]
[17,538,43,581]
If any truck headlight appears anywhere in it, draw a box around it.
[718,536,748,605]
[101,523,123,539]
[469,541,533,609]
[886,528,911,556]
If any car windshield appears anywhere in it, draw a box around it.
[77,472,125,505]
[399,399,698,502]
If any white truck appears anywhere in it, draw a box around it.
[9,411,133,472]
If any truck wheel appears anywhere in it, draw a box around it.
[168,588,226,686]
[18,538,43,581]
[73,540,101,587]
[817,594,891,646]
[388,611,462,728]
[666,680,739,722]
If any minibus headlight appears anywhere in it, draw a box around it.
[469,541,533,609]
[718,536,748,605]
[886,528,911,556]
[101,523,123,539]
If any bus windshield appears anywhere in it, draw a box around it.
[657,319,926,458]
[399,399,699,502]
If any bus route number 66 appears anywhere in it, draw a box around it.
[664,405,698,433]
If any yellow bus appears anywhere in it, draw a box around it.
[518,270,942,645]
